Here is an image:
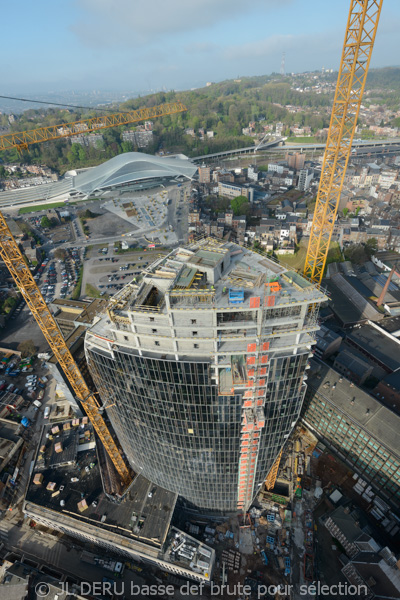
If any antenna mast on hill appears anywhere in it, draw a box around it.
[280,52,286,76]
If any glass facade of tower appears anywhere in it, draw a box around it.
[85,239,326,512]
[86,346,309,512]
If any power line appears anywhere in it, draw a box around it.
[0,94,132,114]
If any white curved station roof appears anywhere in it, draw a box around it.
[73,152,197,195]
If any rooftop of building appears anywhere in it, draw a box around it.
[48,326,87,364]
[378,369,400,391]
[376,315,400,335]
[25,419,177,550]
[347,324,400,372]
[334,349,372,378]
[52,298,107,323]
[326,505,364,543]
[316,324,342,350]
[345,557,400,600]
[0,561,73,600]
[306,361,400,457]
[73,152,197,195]
[99,238,326,321]
[323,273,383,325]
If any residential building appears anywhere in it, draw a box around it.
[247,165,260,182]
[84,239,326,513]
[268,163,284,174]
[218,182,254,203]
[285,152,306,170]
[121,129,153,148]
[297,169,313,191]
[198,164,211,184]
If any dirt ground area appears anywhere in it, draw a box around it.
[51,222,73,243]
[0,304,48,353]
[86,211,132,237]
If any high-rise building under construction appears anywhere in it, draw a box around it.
[85,239,325,512]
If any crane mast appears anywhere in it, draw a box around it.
[0,99,189,489]
[304,0,383,283]
[265,0,383,493]
[0,0,385,501]
[0,214,131,486]
[0,101,187,153]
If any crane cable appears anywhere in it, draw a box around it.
[0,94,138,114]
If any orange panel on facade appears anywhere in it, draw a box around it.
[247,368,255,377]
[258,379,266,386]
[250,297,261,308]
[267,296,275,307]
[262,342,270,351]
[244,400,252,407]
[260,367,267,376]
[257,399,264,406]
[261,355,269,364]
[257,389,264,396]
[244,390,253,398]
[247,356,256,365]
[247,343,257,352]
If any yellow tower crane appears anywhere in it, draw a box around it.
[0,214,132,486]
[0,101,187,153]
[304,0,383,283]
[0,101,187,489]
[265,0,383,493]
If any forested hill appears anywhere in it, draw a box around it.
[0,67,399,174]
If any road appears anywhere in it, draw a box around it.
[191,138,400,162]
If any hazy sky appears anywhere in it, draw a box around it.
[3,0,400,94]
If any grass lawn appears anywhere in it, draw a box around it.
[19,201,66,214]
[85,283,101,298]
[278,242,308,271]
[278,240,342,272]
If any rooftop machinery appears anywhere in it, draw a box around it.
[304,0,383,284]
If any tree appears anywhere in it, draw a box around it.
[3,296,17,314]
[54,248,67,261]
[17,339,36,358]
[342,207,349,217]
[231,195,248,215]
[365,237,378,258]
[41,216,52,228]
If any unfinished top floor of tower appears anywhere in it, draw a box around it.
[86,238,326,362]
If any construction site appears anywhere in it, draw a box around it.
[0,1,393,596]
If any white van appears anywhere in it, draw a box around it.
[44,406,50,419]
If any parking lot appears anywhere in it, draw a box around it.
[81,246,167,297]
[37,249,82,302]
